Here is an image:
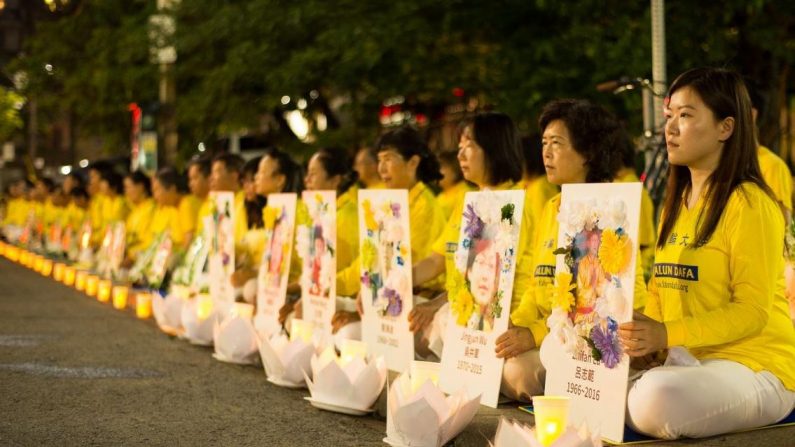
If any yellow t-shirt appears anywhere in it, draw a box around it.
[42,200,62,227]
[147,204,182,246]
[2,197,27,226]
[178,194,203,239]
[511,193,648,346]
[336,182,446,296]
[645,183,795,390]
[336,186,360,271]
[758,145,793,213]
[103,194,128,224]
[438,181,475,221]
[518,175,559,224]
[195,198,214,239]
[616,168,656,278]
[62,203,86,230]
[89,194,105,233]
[234,190,248,249]
[125,198,156,257]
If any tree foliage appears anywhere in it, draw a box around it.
[8,0,795,160]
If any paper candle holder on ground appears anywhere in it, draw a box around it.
[304,345,386,415]
[384,367,481,447]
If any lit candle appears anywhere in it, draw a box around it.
[136,292,152,319]
[113,286,130,310]
[410,360,441,393]
[19,250,29,266]
[532,396,570,447]
[0,242,6,257]
[74,271,88,291]
[340,339,368,365]
[233,302,254,320]
[98,280,113,303]
[85,275,100,297]
[6,246,19,262]
[33,255,43,272]
[111,284,127,309]
[196,294,213,320]
[41,259,53,277]
[290,319,314,344]
[53,263,66,282]
[63,266,77,286]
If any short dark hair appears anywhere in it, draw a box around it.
[70,186,89,201]
[100,170,124,195]
[188,155,212,178]
[437,150,464,184]
[376,126,442,184]
[242,156,262,181]
[212,153,245,176]
[538,99,623,183]
[155,167,186,193]
[267,147,304,194]
[38,177,56,192]
[461,112,524,185]
[313,147,358,194]
[65,172,85,189]
[126,171,152,197]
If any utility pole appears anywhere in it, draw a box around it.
[149,0,179,168]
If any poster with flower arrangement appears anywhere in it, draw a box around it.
[358,189,413,372]
[254,193,297,337]
[439,190,525,408]
[541,183,641,444]
[298,191,337,343]
[208,192,236,305]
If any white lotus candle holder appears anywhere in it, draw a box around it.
[303,346,387,415]
[257,332,315,388]
[213,303,259,365]
[491,418,602,447]
[384,371,481,447]
[152,289,186,336]
[182,294,224,346]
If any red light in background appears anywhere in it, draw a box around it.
[452,87,464,97]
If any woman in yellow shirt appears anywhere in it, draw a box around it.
[506,99,648,402]
[619,68,795,439]
[331,127,447,334]
[410,112,536,359]
[123,172,156,260]
[293,148,360,335]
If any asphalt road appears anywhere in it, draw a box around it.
[1,257,793,446]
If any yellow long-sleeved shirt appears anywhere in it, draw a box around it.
[511,193,648,346]
[234,191,249,250]
[125,198,157,257]
[758,145,793,213]
[89,194,105,233]
[432,181,538,313]
[644,183,795,390]
[195,198,214,239]
[616,169,656,277]
[518,175,559,225]
[438,181,475,221]
[146,204,183,247]
[2,197,29,226]
[42,200,62,228]
[62,203,86,230]
[336,182,446,296]
[336,186,360,272]
[178,194,203,242]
